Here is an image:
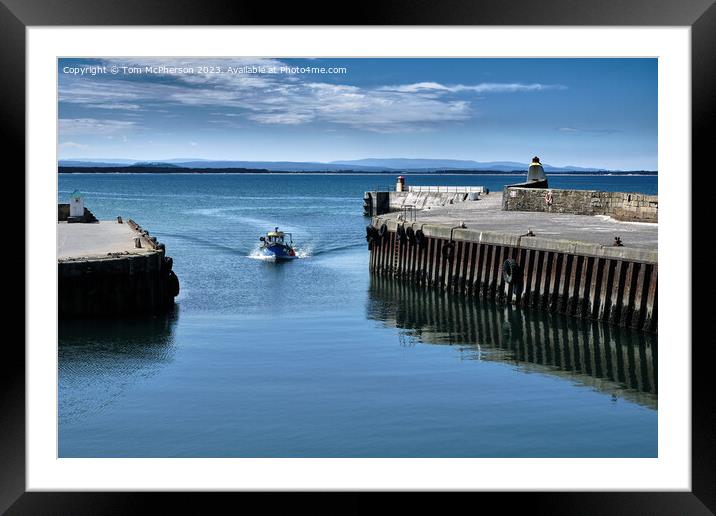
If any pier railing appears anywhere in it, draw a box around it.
[399,204,417,222]
[407,186,485,193]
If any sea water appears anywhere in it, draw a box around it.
[58,174,657,457]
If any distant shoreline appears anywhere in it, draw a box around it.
[58,166,658,176]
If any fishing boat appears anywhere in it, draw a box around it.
[258,227,298,260]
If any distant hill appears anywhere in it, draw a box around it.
[59,159,387,172]
[59,166,273,174]
[330,158,607,173]
[156,160,389,172]
[58,158,654,174]
[130,162,181,168]
[59,160,137,167]
[61,158,203,165]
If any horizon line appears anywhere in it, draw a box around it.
[57,157,657,171]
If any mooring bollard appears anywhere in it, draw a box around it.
[134,237,142,248]
[117,216,123,224]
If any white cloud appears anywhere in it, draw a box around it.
[58,141,88,149]
[247,112,315,125]
[89,103,143,110]
[380,82,567,94]
[59,80,144,104]
[61,61,563,133]
[59,118,136,135]
[378,82,451,93]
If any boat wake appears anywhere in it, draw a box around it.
[308,241,364,256]
[247,250,277,261]
[246,240,366,261]
[247,245,312,261]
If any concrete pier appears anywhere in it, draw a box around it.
[364,186,487,217]
[58,215,179,317]
[367,192,657,332]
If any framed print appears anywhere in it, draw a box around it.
[4,0,714,512]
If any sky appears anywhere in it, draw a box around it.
[58,58,658,170]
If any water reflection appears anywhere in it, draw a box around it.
[367,275,657,409]
[59,307,179,422]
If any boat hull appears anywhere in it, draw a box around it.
[260,244,297,261]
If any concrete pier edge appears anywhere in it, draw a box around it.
[371,218,658,264]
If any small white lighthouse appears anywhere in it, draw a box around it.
[396,175,406,192]
[69,190,84,218]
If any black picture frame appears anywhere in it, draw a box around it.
[4,0,712,513]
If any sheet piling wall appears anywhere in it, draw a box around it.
[368,219,657,333]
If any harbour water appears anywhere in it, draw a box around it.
[58,173,657,457]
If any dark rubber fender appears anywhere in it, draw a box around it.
[365,224,378,242]
[166,270,180,297]
[415,229,426,248]
[396,224,407,242]
[502,258,522,284]
[441,241,455,260]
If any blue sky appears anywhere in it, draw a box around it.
[58,58,657,170]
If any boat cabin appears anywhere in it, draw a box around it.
[261,227,292,245]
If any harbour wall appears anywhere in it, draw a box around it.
[364,189,485,217]
[58,218,179,317]
[502,187,658,223]
[368,219,657,332]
